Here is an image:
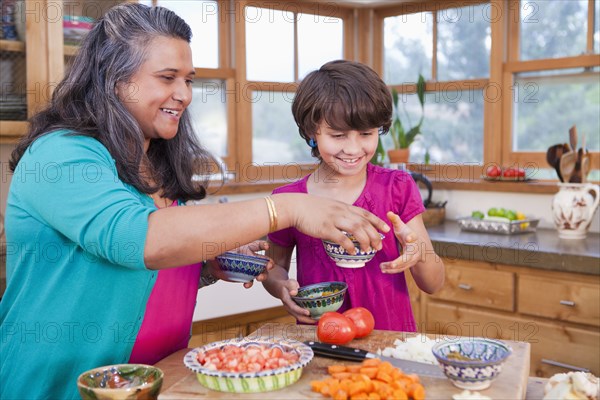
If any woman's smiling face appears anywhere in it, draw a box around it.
[116,36,195,143]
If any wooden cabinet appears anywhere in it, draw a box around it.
[421,257,600,378]
[0,0,120,144]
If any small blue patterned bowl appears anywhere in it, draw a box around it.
[432,338,512,390]
[214,252,269,283]
[322,233,384,268]
[291,281,348,319]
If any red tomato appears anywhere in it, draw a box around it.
[485,165,502,178]
[502,168,515,177]
[317,312,356,345]
[343,307,375,338]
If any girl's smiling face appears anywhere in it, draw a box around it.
[314,122,380,176]
[116,36,195,144]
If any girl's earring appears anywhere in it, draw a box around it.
[308,138,317,148]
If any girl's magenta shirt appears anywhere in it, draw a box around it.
[268,163,425,332]
[129,200,201,364]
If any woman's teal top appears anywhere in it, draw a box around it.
[1,130,158,399]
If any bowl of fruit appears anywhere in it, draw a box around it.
[483,165,528,181]
[458,208,539,235]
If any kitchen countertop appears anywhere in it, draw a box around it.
[156,324,547,400]
[428,221,599,275]
[157,324,533,399]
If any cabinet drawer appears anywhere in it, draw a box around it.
[425,302,600,377]
[432,264,515,311]
[519,275,600,327]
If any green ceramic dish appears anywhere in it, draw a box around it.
[291,281,348,319]
[183,338,313,393]
[77,364,163,400]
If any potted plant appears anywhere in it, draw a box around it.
[374,74,426,164]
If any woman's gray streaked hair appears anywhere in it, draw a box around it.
[10,3,214,201]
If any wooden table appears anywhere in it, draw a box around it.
[156,324,544,399]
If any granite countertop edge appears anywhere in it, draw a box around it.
[428,221,599,275]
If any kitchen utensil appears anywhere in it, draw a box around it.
[304,340,446,379]
[569,125,578,151]
[581,134,591,183]
[560,149,577,183]
[410,172,432,207]
[546,143,569,182]
[562,125,579,183]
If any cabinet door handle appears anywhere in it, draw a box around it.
[559,300,576,307]
[541,359,589,372]
[458,283,472,291]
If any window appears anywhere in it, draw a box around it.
[188,79,228,157]
[242,2,347,174]
[381,2,491,164]
[157,0,219,68]
[506,0,599,178]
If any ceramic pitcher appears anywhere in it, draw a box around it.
[552,183,600,239]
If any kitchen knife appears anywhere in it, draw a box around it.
[305,341,446,379]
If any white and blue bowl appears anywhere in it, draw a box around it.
[214,252,269,283]
[322,233,384,268]
[183,338,313,393]
[291,281,348,319]
[432,338,512,390]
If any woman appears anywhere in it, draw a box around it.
[0,4,388,399]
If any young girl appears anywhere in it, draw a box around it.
[263,60,445,332]
[1,8,389,399]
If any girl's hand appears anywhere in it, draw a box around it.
[281,194,390,255]
[226,240,274,288]
[379,211,423,274]
[274,278,316,324]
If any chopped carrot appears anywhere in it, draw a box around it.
[362,358,382,367]
[329,365,349,374]
[359,367,378,379]
[332,372,354,380]
[346,365,362,373]
[408,383,426,400]
[312,359,426,400]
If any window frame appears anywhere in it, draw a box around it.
[502,0,599,172]
[233,0,354,183]
[373,0,599,181]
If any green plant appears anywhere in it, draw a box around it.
[390,74,426,149]
[370,74,426,165]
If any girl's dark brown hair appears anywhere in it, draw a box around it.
[292,60,393,158]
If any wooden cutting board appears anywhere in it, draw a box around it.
[159,323,530,399]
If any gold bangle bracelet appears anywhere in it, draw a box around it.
[264,196,278,233]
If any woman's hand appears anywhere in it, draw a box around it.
[379,212,423,274]
[276,194,390,255]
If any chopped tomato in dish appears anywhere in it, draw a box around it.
[196,344,300,373]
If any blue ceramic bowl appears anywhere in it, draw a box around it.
[322,233,384,268]
[291,281,348,319]
[214,252,269,283]
[432,338,512,390]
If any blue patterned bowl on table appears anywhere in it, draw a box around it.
[322,233,384,268]
[432,338,512,390]
[291,281,348,319]
[214,251,269,283]
[77,364,163,400]
[183,338,313,393]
